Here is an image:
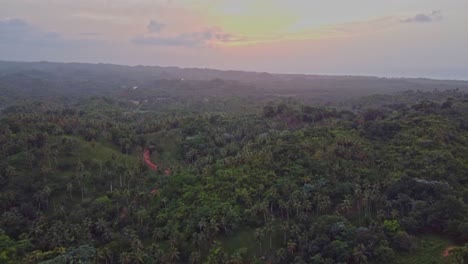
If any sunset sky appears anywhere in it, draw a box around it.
[1,0,467,79]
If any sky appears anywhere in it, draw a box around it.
[1,0,468,79]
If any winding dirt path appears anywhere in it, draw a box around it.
[144,148,171,175]
[143,148,158,171]
[442,246,455,257]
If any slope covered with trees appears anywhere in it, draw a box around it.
[0,62,467,263]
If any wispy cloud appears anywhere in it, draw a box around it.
[131,20,242,47]
[226,11,445,46]
[0,18,62,46]
[79,32,102,36]
[0,16,104,63]
[130,9,446,48]
[147,20,165,33]
[401,11,443,23]
[215,16,400,46]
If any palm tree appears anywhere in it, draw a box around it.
[40,165,51,180]
[278,199,289,220]
[198,217,207,231]
[208,218,219,233]
[75,160,84,175]
[353,244,368,264]
[149,244,164,264]
[220,215,228,234]
[287,240,297,255]
[276,248,287,262]
[291,197,301,217]
[132,250,146,264]
[363,187,372,218]
[192,232,206,253]
[254,227,265,253]
[315,193,331,215]
[228,251,244,264]
[5,166,16,178]
[120,252,132,264]
[265,219,275,250]
[354,184,363,225]
[168,246,180,263]
[189,251,201,264]
[303,199,312,215]
[266,187,278,213]
[161,197,168,209]
[136,209,147,226]
[96,247,111,264]
[153,227,165,242]
[42,186,51,208]
[66,182,73,200]
[93,218,110,241]
[33,191,43,210]
[280,222,289,244]
[369,184,380,216]
[338,195,353,215]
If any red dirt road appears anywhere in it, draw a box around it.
[443,246,455,257]
[143,148,158,171]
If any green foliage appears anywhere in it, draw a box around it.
[384,220,402,234]
[0,89,467,263]
[39,245,96,264]
[0,230,16,262]
[0,230,31,263]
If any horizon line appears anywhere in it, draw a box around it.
[1,59,467,82]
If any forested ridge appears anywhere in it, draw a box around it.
[0,62,467,263]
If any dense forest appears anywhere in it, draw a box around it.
[0,61,467,263]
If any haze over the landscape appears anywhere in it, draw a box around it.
[1,0,468,79]
[2,2,468,264]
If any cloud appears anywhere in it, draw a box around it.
[0,17,105,64]
[132,27,243,47]
[401,11,443,23]
[147,20,165,33]
[0,18,62,45]
[132,33,202,47]
[79,32,102,36]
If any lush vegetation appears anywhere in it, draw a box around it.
[0,62,467,263]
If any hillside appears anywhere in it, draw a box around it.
[0,82,467,263]
[1,61,468,105]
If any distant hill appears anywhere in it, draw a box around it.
[1,60,468,103]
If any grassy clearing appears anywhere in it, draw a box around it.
[62,135,135,163]
[395,235,453,264]
[146,129,183,168]
[220,229,258,256]
[220,225,284,258]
